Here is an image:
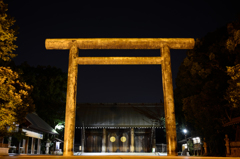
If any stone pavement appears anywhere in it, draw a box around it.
[0,154,238,159]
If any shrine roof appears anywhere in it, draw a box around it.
[223,117,240,127]
[24,113,58,135]
[75,103,164,128]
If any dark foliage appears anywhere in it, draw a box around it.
[174,19,240,156]
[17,62,67,128]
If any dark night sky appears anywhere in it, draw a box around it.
[5,0,239,103]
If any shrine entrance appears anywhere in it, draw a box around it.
[106,130,130,152]
[45,38,195,156]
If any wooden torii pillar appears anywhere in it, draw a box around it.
[45,38,195,156]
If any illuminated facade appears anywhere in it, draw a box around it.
[74,103,164,153]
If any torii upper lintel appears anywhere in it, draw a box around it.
[45,38,194,50]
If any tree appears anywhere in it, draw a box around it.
[174,19,240,156]
[0,67,34,136]
[225,64,240,111]
[0,0,18,61]
[0,0,34,138]
[187,139,194,155]
[17,62,67,129]
[224,21,240,114]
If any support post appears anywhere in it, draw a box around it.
[153,128,156,149]
[130,128,134,152]
[31,138,35,154]
[81,124,85,153]
[37,139,41,154]
[63,43,79,156]
[102,128,106,153]
[25,137,29,154]
[22,139,25,154]
[161,45,177,156]
[8,137,11,147]
[18,141,21,154]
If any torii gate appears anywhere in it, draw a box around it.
[45,38,195,156]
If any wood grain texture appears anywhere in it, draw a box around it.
[161,46,177,156]
[63,43,79,156]
[45,38,195,50]
[75,57,163,65]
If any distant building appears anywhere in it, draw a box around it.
[2,112,58,155]
[74,103,164,153]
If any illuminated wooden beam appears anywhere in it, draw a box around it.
[45,38,195,50]
[161,46,177,156]
[75,57,162,65]
[63,43,78,156]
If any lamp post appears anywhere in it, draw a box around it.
[183,129,189,155]
[183,129,187,140]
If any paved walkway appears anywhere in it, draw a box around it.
[74,152,166,156]
[0,154,238,159]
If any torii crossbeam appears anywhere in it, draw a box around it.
[45,38,195,156]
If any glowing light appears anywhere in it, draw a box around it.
[183,129,187,134]
[55,123,64,130]
[192,137,201,144]
[183,143,187,149]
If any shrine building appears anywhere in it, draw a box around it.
[74,103,164,153]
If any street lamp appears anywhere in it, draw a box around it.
[183,129,188,139]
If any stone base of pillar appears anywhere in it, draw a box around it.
[37,139,41,154]
[101,146,106,153]
[102,128,106,153]
[31,138,36,154]
[130,146,134,152]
